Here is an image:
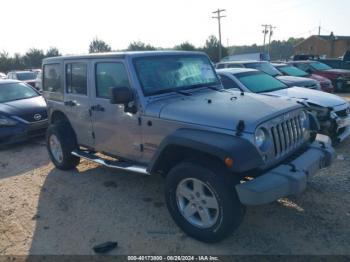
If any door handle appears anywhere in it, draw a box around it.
[91,104,105,112]
[64,100,77,107]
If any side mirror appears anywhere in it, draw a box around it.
[109,87,134,105]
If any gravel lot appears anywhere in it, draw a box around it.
[0,95,349,256]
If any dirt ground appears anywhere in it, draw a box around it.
[0,95,349,255]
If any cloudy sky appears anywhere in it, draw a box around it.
[1,0,349,55]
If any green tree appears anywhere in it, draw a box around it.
[23,48,45,68]
[202,35,228,62]
[0,51,11,72]
[126,41,156,51]
[89,38,112,53]
[227,37,305,61]
[174,42,197,51]
[45,47,61,57]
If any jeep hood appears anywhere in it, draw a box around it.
[265,86,347,108]
[145,90,301,133]
[276,75,317,87]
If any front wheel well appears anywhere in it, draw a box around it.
[151,145,227,177]
[50,110,69,124]
[49,110,77,142]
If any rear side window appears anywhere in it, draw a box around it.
[66,63,87,95]
[43,64,62,93]
[95,62,130,98]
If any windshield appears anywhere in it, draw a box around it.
[245,62,282,77]
[277,65,308,77]
[16,72,37,81]
[133,55,220,96]
[0,82,39,102]
[236,71,288,93]
[310,61,332,71]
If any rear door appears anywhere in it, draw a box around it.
[63,60,94,147]
[89,59,142,161]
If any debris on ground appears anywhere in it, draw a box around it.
[93,241,118,254]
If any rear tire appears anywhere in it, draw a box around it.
[46,122,80,170]
[165,160,245,243]
[335,80,344,92]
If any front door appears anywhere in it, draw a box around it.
[90,60,142,161]
[63,60,94,147]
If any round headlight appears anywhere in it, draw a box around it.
[255,127,267,149]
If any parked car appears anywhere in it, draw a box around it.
[43,51,334,243]
[317,50,350,70]
[0,72,7,79]
[273,63,334,93]
[289,60,350,91]
[221,52,270,62]
[217,68,350,143]
[216,61,321,90]
[7,70,39,90]
[0,80,48,146]
[291,54,320,61]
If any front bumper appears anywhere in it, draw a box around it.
[235,135,334,205]
[0,120,48,146]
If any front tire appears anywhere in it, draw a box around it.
[335,80,344,92]
[165,161,245,243]
[46,122,80,170]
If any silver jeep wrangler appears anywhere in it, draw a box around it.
[42,51,334,243]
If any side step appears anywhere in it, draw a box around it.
[71,150,150,175]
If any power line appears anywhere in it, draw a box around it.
[212,8,226,60]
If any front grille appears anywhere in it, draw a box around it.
[270,115,304,157]
[19,110,48,123]
[336,109,348,117]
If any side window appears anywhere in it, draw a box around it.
[216,64,225,69]
[95,62,130,99]
[219,75,241,90]
[66,63,87,95]
[43,64,62,93]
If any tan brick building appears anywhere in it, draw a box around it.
[294,34,350,58]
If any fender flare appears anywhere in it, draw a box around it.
[147,128,263,174]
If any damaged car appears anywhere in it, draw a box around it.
[217,68,350,143]
[43,51,334,243]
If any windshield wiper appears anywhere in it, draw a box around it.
[174,90,192,96]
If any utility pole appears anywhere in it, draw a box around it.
[268,25,276,56]
[212,9,226,61]
[261,24,269,51]
[318,25,321,36]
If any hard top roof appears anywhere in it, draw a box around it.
[43,50,206,63]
